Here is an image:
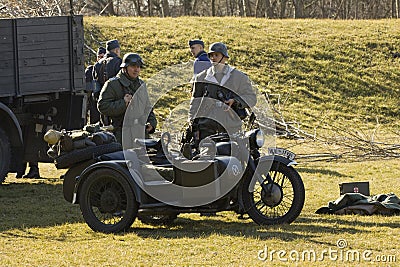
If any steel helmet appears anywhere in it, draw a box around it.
[120,53,144,68]
[208,42,229,58]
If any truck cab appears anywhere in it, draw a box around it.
[0,15,86,183]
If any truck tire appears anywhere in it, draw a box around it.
[0,128,11,184]
[55,142,122,169]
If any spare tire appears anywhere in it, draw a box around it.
[55,142,122,169]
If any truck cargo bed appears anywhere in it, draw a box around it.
[0,15,84,97]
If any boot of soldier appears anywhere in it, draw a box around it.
[23,165,40,178]
[16,162,27,178]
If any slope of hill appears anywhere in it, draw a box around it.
[84,17,400,129]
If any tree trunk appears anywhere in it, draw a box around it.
[398,0,400,18]
[238,0,244,16]
[212,0,216,16]
[230,0,236,15]
[225,0,231,16]
[264,0,273,17]
[255,0,261,17]
[320,0,327,18]
[293,0,304,18]
[354,0,359,19]
[148,0,152,16]
[191,0,197,15]
[245,0,253,16]
[161,0,170,16]
[242,0,247,16]
[280,0,288,18]
[134,0,142,16]
[101,0,115,15]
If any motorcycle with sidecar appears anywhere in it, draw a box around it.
[61,115,305,233]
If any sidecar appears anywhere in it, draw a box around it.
[62,134,247,233]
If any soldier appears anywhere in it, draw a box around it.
[93,39,122,96]
[93,39,122,125]
[97,53,157,144]
[188,42,257,142]
[188,39,212,75]
[85,46,106,124]
[188,42,256,217]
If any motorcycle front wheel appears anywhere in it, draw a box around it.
[242,161,305,225]
[79,168,138,233]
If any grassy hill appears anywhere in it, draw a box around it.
[84,17,400,129]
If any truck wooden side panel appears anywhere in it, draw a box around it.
[0,19,15,97]
[0,16,84,97]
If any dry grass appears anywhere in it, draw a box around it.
[1,158,399,266]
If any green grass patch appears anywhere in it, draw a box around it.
[1,160,399,266]
[83,17,400,130]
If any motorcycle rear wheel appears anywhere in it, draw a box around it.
[242,161,305,225]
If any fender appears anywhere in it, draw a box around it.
[247,155,298,192]
[0,102,23,147]
[73,160,143,204]
[258,154,297,167]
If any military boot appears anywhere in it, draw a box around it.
[23,165,40,179]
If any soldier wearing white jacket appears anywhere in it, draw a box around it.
[188,42,257,141]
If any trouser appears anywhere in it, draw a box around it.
[88,94,100,124]
[198,119,226,140]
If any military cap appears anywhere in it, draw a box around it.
[106,39,120,51]
[188,39,204,47]
[97,46,106,55]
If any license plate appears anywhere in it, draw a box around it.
[268,147,296,160]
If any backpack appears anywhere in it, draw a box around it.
[95,57,114,86]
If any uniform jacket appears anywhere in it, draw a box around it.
[93,52,122,86]
[84,65,94,92]
[97,70,157,132]
[194,51,212,75]
[189,65,256,132]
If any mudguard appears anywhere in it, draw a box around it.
[258,155,297,167]
[0,102,23,147]
[72,160,143,204]
[248,155,298,192]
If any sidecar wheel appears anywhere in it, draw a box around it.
[242,161,305,225]
[137,213,178,226]
[79,169,138,233]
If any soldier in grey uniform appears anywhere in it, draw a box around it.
[188,39,212,75]
[188,42,257,143]
[97,53,157,144]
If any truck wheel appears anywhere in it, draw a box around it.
[0,128,11,184]
[55,142,122,169]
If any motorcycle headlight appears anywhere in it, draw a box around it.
[247,129,265,149]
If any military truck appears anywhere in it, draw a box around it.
[0,15,86,183]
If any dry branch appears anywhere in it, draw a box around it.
[263,93,400,161]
